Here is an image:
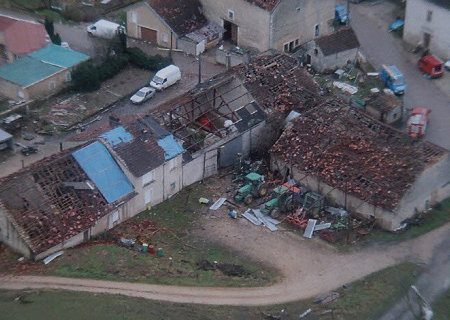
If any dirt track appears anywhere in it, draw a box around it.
[1,216,449,306]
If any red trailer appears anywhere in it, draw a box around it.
[418,55,443,78]
[407,107,431,138]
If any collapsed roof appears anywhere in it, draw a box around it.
[315,28,360,56]
[148,0,207,36]
[0,146,134,254]
[270,101,448,211]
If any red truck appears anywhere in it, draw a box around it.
[407,107,431,138]
[418,55,443,78]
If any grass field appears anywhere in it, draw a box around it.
[0,262,421,320]
[1,183,278,287]
[433,288,450,320]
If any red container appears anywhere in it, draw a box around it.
[148,245,155,254]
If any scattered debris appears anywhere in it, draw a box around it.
[242,209,263,226]
[367,72,379,76]
[325,207,348,217]
[314,223,331,231]
[299,308,312,318]
[43,250,64,265]
[333,81,358,94]
[119,238,136,248]
[17,257,25,262]
[209,198,227,210]
[303,219,317,238]
[229,210,238,219]
[199,197,210,204]
[313,292,340,304]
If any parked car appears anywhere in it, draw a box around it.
[21,146,38,156]
[150,65,181,91]
[380,64,406,95]
[87,19,125,39]
[407,107,431,138]
[418,55,443,78]
[444,60,450,71]
[130,87,156,104]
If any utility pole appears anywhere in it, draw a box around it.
[198,52,202,84]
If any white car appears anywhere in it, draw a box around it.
[445,60,450,71]
[130,87,155,104]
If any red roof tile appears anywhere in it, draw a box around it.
[0,15,48,56]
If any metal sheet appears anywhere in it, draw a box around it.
[72,141,134,203]
[218,135,242,168]
[304,219,317,238]
[209,198,226,210]
[314,223,331,231]
[253,209,278,231]
[242,210,262,226]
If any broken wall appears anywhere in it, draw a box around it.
[0,207,32,258]
[271,156,397,230]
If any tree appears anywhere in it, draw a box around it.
[51,33,62,46]
[71,62,100,91]
[44,17,54,38]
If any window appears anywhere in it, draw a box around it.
[65,72,72,82]
[314,24,320,37]
[296,7,301,13]
[426,10,433,22]
[170,182,176,191]
[145,188,153,204]
[49,81,56,90]
[142,170,155,185]
[295,39,299,47]
[314,48,318,55]
[284,43,289,52]
[130,11,137,23]
[168,158,176,171]
[228,10,234,20]
[162,33,169,42]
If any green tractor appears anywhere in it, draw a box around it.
[261,185,295,219]
[234,172,268,205]
[303,192,324,217]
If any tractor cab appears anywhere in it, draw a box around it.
[234,172,268,205]
[303,192,324,217]
[261,184,304,219]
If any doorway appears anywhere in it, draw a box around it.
[306,54,312,65]
[223,20,238,44]
[423,32,431,48]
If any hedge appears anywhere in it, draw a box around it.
[127,47,172,71]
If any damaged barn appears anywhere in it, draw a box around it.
[0,143,136,260]
[270,101,450,230]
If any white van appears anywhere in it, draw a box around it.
[87,19,125,39]
[150,65,181,91]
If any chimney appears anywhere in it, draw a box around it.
[109,113,120,127]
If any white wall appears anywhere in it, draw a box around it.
[404,0,450,60]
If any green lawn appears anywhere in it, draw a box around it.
[370,198,450,244]
[0,262,421,320]
[432,288,450,320]
[1,183,279,287]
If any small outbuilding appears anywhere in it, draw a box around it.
[365,93,404,125]
[302,27,360,72]
[0,128,13,151]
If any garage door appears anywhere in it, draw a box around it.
[140,27,157,43]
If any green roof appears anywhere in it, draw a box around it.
[0,56,63,87]
[28,44,89,68]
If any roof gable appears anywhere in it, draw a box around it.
[315,28,360,56]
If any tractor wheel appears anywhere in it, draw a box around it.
[244,194,253,205]
[270,208,281,219]
[257,184,269,198]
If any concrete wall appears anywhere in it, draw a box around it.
[271,0,335,52]
[182,149,218,187]
[0,67,75,101]
[0,208,32,258]
[178,37,198,55]
[394,154,450,227]
[127,3,176,48]
[303,40,359,71]
[200,0,271,51]
[404,0,450,60]
[216,48,250,67]
[271,156,398,230]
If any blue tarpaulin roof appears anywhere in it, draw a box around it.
[157,134,184,160]
[100,126,133,146]
[72,141,134,203]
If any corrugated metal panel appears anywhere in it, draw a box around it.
[72,141,134,203]
[157,134,184,160]
[28,44,89,68]
[100,126,133,146]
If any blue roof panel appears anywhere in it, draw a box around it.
[157,134,184,160]
[100,126,133,146]
[72,141,134,203]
